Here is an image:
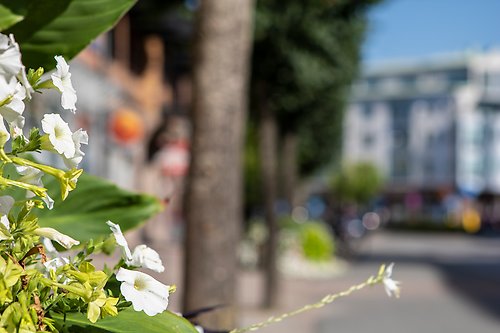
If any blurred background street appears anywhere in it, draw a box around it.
[25,0,500,331]
[236,230,500,333]
[129,228,500,333]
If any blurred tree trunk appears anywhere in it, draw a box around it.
[183,0,254,329]
[257,85,279,308]
[281,131,298,209]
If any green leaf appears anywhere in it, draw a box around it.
[0,4,24,31]
[52,309,199,333]
[0,0,137,70]
[37,173,163,242]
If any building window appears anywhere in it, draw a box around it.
[487,72,500,87]
[362,104,373,118]
[363,134,375,148]
[392,154,408,178]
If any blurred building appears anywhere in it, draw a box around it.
[344,51,500,197]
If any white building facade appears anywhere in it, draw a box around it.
[344,51,500,196]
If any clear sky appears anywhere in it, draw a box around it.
[363,0,500,63]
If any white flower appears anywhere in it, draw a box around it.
[129,245,165,273]
[0,34,32,98]
[116,268,170,316]
[40,194,55,210]
[42,255,70,283]
[34,227,79,249]
[107,221,165,272]
[0,195,15,215]
[10,125,25,140]
[195,326,204,333]
[0,215,9,231]
[106,221,132,261]
[16,165,43,186]
[0,79,26,129]
[0,75,17,101]
[41,237,59,257]
[0,195,14,234]
[16,165,54,209]
[51,56,77,113]
[383,263,401,298]
[0,34,23,78]
[63,129,88,169]
[42,113,75,158]
[0,116,9,146]
[44,257,69,273]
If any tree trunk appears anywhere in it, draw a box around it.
[258,90,279,309]
[281,131,298,209]
[183,0,254,329]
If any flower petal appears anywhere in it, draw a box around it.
[107,221,132,260]
[51,56,77,113]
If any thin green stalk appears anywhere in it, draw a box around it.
[229,267,385,333]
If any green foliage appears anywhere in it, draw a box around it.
[11,128,41,155]
[37,174,163,242]
[0,0,137,70]
[300,222,334,262]
[0,1,197,331]
[52,309,199,333]
[331,162,383,204]
[252,0,380,175]
[0,4,23,30]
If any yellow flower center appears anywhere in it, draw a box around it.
[54,125,66,140]
[134,277,147,291]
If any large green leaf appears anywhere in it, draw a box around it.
[0,0,137,70]
[36,173,163,242]
[0,4,24,31]
[52,309,199,333]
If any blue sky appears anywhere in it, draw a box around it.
[363,0,500,63]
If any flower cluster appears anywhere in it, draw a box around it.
[0,33,86,205]
[107,221,172,316]
[0,32,175,332]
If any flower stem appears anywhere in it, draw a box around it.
[229,268,385,333]
[10,156,64,179]
[0,148,11,163]
[0,175,47,197]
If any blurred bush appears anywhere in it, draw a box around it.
[241,217,336,269]
[300,222,335,262]
[330,162,383,204]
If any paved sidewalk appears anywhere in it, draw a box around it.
[118,229,500,333]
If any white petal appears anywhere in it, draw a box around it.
[16,165,43,187]
[0,215,9,230]
[52,56,77,113]
[382,263,400,297]
[0,75,16,101]
[0,36,22,78]
[34,227,79,249]
[0,116,10,146]
[42,193,55,210]
[0,80,26,128]
[107,221,132,260]
[44,257,69,273]
[41,113,76,158]
[120,281,146,311]
[41,237,58,256]
[130,244,165,273]
[63,129,88,169]
[385,263,394,278]
[0,195,14,216]
[116,268,170,316]
[0,195,13,230]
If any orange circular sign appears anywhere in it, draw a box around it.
[109,108,144,144]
